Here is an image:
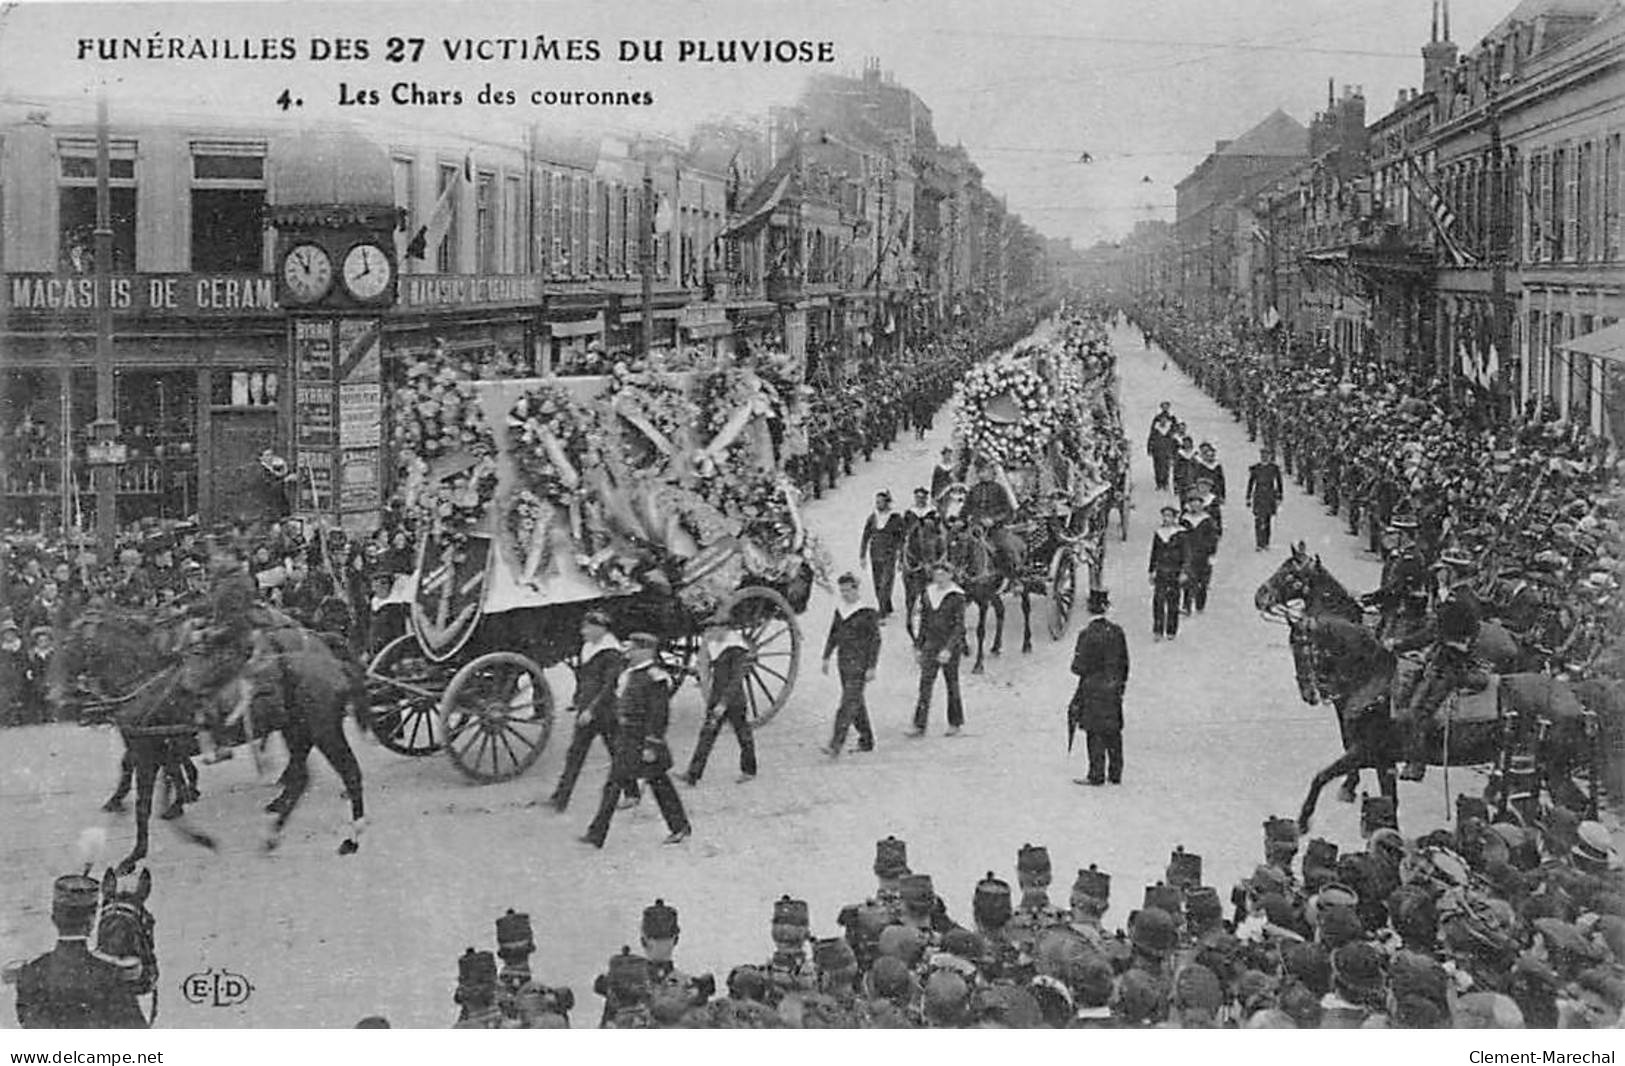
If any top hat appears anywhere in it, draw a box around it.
[641,899,680,940]
[495,909,535,955]
[1017,843,1052,884]
[582,609,613,629]
[772,895,810,927]
[1166,846,1202,891]
[51,874,100,931]
[874,835,909,880]
[1086,589,1110,614]
[973,872,1013,928]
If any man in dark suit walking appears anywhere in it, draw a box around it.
[581,632,691,848]
[860,491,905,620]
[909,562,966,738]
[548,610,638,811]
[1245,446,1284,551]
[1068,589,1130,786]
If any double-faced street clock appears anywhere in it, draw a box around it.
[272,206,401,311]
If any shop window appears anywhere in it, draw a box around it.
[58,139,137,274]
[475,171,497,274]
[191,145,267,273]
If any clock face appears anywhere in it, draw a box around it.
[341,243,394,301]
[281,243,333,304]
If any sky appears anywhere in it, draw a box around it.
[0,0,1521,248]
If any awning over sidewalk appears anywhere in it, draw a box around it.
[1558,321,1625,365]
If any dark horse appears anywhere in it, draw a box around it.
[54,605,369,873]
[1255,546,1597,831]
[947,521,1031,674]
[93,866,159,1026]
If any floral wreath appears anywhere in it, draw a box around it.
[599,362,700,480]
[952,358,1057,469]
[393,357,499,547]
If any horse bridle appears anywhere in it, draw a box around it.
[94,897,159,1026]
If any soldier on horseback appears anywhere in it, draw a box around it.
[1360,513,1430,642]
[186,540,277,762]
[1392,547,1484,782]
[965,461,1022,571]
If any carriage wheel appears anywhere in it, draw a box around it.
[722,586,801,727]
[366,634,448,756]
[440,652,554,783]
[1046,546,1078,641]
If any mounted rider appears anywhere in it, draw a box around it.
[1361,513,1431,642]
[1390,546,1484,782]
[964,461,1023,571]
[184,539,280,760]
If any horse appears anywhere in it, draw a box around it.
[93,866,159,1027]
[946,521,1031,674]
[900,518,950,641]
[1259,564,1599,832]
[53,604,369,873]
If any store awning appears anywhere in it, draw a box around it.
[1559,321,1625,365]
[268,124,393,208]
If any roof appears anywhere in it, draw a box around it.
[1217,110,1309,159]
[1485,0,1613,39]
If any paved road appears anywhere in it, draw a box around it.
[0,322,1427,1027]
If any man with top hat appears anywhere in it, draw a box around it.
[821,572,880,757]
[1148,503,1190,641]
[860,490,905,620]
[12,874,148,1028]
[1392,547,1484,782]
[1146,401,1177,493]
[1244,445,1284,551]
[1069,589,1129,786]
[580,632,691,847]
[684,616,758,787]
[548,610,637,812]
[1362,512,1430,643]
[909,562,967,738]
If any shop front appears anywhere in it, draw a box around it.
[1,271,287,534]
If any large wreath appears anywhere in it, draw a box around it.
[600,362,700,479]
[393,358,499,545]
[952,358,1057,469]
[505,383,606,581]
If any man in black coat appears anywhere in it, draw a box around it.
[909,562,966,738]
[12,874,148,1028]
[860,491,906,620]
[684,618,758,786]
[1244,446,1284,551]
[548,610,637,812]
[580,633,691,847]
[1146,402,1176,492]
[1069,590,1130,786]
[1148,504,1190,641]
[821,573,880,756]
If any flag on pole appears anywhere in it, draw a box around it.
[1484,342,1500,388]
[1404,154,1477,268]
[405,151,472,260]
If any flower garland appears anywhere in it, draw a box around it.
[393,357,499,546]
[504,384,608,580]
[952,359,1057,469]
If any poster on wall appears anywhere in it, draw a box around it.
[295,449,333,513]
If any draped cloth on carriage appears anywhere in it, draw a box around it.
[1389,659,1586,763]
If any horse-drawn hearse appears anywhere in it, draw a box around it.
[367,357,819,783]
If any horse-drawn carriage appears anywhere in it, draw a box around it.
[367,361,817,783]
[899,317,1127,669]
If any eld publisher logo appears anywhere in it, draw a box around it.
[181,967,254,1007]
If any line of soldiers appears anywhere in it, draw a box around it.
[1132,304,1622,684]
[510,798,1622,1028]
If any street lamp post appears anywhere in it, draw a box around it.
[92,91,118,554]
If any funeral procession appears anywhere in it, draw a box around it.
[2,0,1624,1034]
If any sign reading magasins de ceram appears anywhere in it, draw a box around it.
[4,274,280,316]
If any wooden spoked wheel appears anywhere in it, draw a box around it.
[1047,545,1078,641]
[366,634,448,756]
[721,586,801,727]
[440,652,554,783]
